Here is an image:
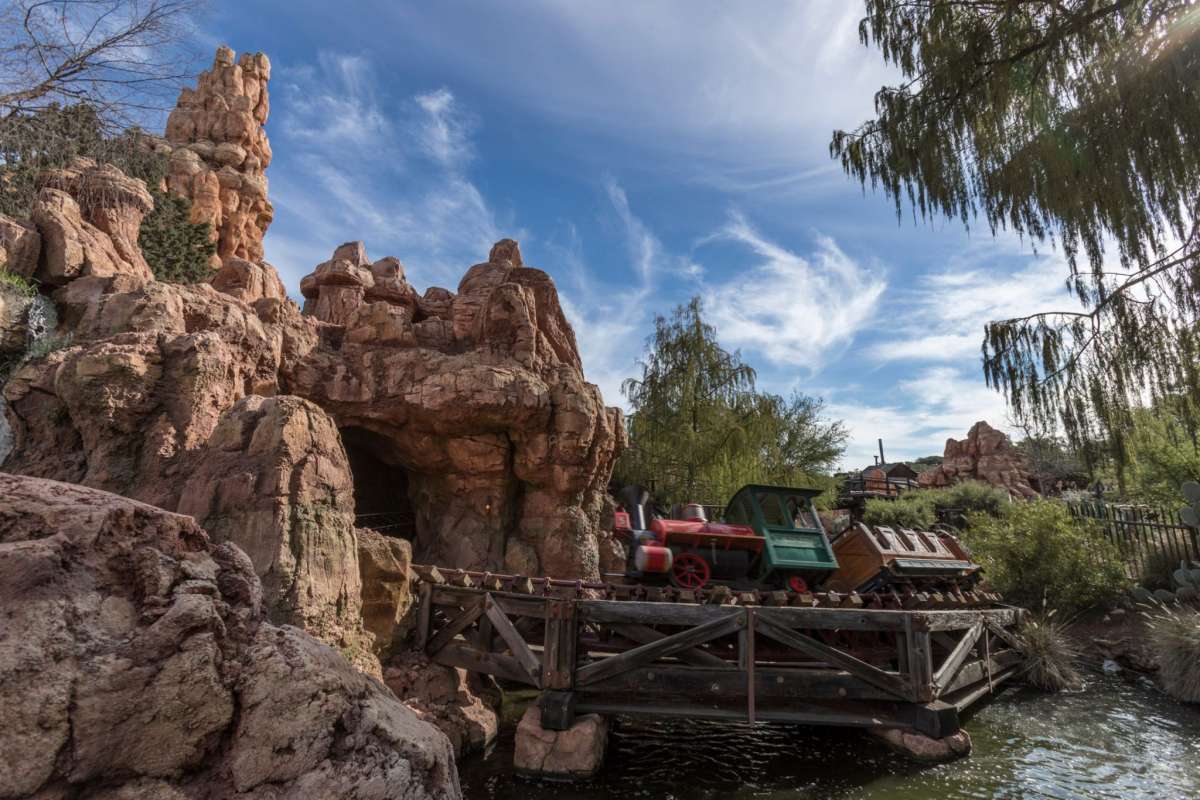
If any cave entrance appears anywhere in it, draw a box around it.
[341,426,416,541]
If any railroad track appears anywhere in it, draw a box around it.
[410,564,1004,610]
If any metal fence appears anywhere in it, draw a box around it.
[1067,500,1200,577]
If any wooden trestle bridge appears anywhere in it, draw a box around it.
[412,566,1027,740]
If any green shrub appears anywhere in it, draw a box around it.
[139,190,215,284]
[0,268,36,296]
[1018,614,1083,692]
[930,480,1011,521]
[962,499,1129,613]
[863,492,936,529]
[1149,606,1200,703]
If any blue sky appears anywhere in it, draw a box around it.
[191,1,1079,468]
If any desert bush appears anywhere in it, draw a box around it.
[0,268,35,295]
[963,499,1129,613]
[1148,606,1200,703]
[930,480,1010,521]
[862,492,936,529]
[861,481,1010,530]
[1018,614,1083,692]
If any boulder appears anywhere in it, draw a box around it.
[29,159,156,287]
[513,706,608,779]
[177,395,374,671]
[291,239,625,580]
[0,474,461,800]
[358,528,416,652]
[918,421,1038,499]
[869,727,972,763]
[0,214,41,278]
[165,46,274,268]
[384,652,499,757]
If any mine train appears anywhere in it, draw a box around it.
[612,483,982,597]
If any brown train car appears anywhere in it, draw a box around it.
[824,523,980,594]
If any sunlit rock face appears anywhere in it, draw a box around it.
[919,420,1038,499]
[0,474,461,800]
[293,238,625,580]
[165,46,274,268]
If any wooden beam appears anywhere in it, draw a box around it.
[573,698,910,729]
[907,630,934,702]
[933,621,984,697]
[484,593,542,685]
[415,581,433,650]
[425,599,484,656]
[611,624,732,668]
[574,664,904,702]
[578,601,741,626]
[754,606,911,632]
[433,642,539,686]
[576,613,746,687]
[941,649,1022,696]
[917,607,1022,631]
[754,615,911,701]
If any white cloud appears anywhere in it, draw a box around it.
[703,213,887,369]
[264,53,504,291]
[829,366,1014,469]
[863,239,1080,364]
[414,87,475,167]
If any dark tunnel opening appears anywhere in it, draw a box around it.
[341,426,416,541]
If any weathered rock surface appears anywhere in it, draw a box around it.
[177,395,375,672]
[0,214,41,278]
[513,707,608,779]
[919,420,1038,499]
[292,239,625,580]
[869,727,972,763]
[25,158,155,287]
[165,46,273,267]
[384,652,499,758]
[359,527,416,653]
[0,474,461,800]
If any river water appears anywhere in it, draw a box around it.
[460,674,1200,799]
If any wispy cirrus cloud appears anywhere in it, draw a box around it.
[864,246,1079,365]
[263,52,504,292]
[702,212,887,370]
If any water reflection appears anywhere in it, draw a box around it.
[460,675,1200,799]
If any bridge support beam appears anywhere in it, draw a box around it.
[869,726,972,763]
[513,703,609,781]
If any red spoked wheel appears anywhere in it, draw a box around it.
[786,575,808,593]
[670,552,711,589]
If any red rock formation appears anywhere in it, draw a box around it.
[291,238,625,580]
[919,420,1038,499]
[0,474,460,800]
[165,46,273,268]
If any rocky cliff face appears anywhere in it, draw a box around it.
[292,238,624,579]
[919,420,1038,499]
[0,474,460,800]
[165,46,273,268]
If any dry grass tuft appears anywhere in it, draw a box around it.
[1148,606,1200,703]
[1019,615,1084,692]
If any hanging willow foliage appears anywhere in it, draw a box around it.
[618,297,847,505]
[831,0,1200,476]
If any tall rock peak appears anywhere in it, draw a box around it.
[165,46,274,268]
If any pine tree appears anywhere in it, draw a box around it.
[138,190,215,284]
[831,1,1200,472]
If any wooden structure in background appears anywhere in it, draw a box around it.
[411,566,1025,739]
